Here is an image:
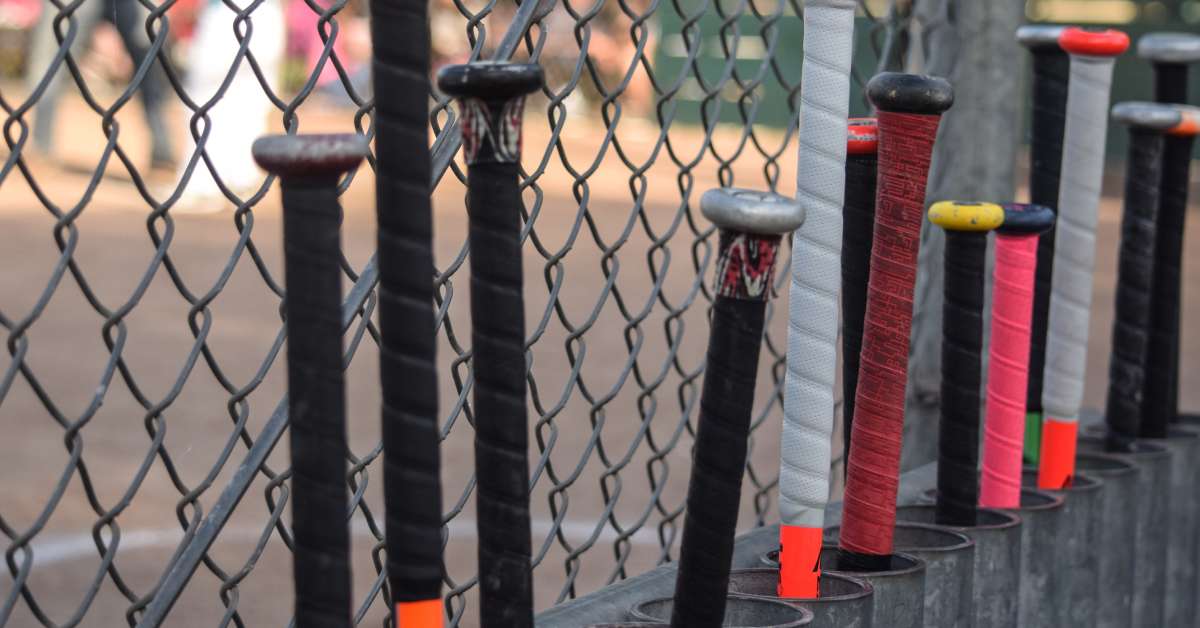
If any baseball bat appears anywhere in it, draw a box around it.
[927,201,1004,527]
[841,118,878,478]
[1016,25,1069,466]
[371,0,444,624]
[778,0,856,599]
[839,72,953,571]
[1137,34,1200,430]
[1104,102,1179,446]
[979,203,1057,509]
[437,61,544,628]
[671,189,803,627]
[1037,27,1129,490]
[253,134,369,628]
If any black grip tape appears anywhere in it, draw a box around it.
[1106,130,1164,446]
[281,178,353,628]
[935,231,986,527]
[371,0,444,606]
[1154,62,1189,105]
[1144,134,1194,432]
[1027,48,1069,412]
[671,296,766,628]
[841,152,878,471]
[467,161,534,628]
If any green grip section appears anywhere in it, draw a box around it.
[1023,411,1042,465]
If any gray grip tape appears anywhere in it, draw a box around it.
[780,0,856,529]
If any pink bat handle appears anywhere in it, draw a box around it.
[980,233,1039,509]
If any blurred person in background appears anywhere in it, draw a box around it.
[24,0,176,170]
[285,0,371,105]
[170,0,284,213]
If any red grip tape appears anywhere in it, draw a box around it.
[980,234,1038,509]
[840,110,942,558]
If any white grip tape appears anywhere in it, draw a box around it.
[780,0,856,529]
[1041,55,1117,424]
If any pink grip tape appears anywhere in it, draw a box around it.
[980,234,1038,509]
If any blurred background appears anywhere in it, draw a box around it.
[0,0,1197,626]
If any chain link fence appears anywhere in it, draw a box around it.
[0,0,930,625]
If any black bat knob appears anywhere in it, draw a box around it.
[866,72,954,115]
[252,133,369,179]
[998,203,1056,236]
[1112,101,1183,132]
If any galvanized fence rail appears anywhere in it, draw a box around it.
[0,0,933,625]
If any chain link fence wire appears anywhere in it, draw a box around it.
[0,0,925,624]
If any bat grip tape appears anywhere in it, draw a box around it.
[1107,129,1164,445]
[1144,134,1194,428]
[371,0,445,615]
[467,161,535,628]
[935,231,986,526]
[671,296,767,627]
[841,153,878,471]
[281,177,353,628]
[840,110,941,561]
[979,234,1038,510]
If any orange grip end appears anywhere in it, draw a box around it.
[396,599,443,628]
[778,525,822,598]
[1037,418,1078,490]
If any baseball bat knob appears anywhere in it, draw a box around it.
[1138,32,1200,64]
[998,202,1056,236]
[847,118,878,154]
[1059,27,1130,57]
[1112,101,1183,131]
[436,61,544,101]
[700,188,805,235]
[1016,24,1066,51]
[928,200,1004,232]
[866,72,954,115]
[1169,105,1200,136]
[252,134,369,178]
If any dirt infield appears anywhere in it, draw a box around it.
[2,92,1198,626]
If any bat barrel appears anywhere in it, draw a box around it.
[1144,109,1200,441]
[371,0,445,622]
[841,118,878,480]
[253,133,369,628]
[437,61,543,628]
[1017,24,1070,466]
[1139,34,1200,434]
[778,0,856,599]
[1104,102,1180,447]
[1036,26,1129,490]
[839,72,951,571]
[671,189,801,627]
[927,201,1004,527]
[979,203,1056,511]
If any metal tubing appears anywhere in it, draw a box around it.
[1079,436,1171,627]
[1173,413,1200,622]
[1021,468,1101,627]
[759,549,923,628]
[818,548,924,628]
[632,596,813,627]
[823,524,972,628]
[1011,488,1065,628]
[1145,426,1200,626]
[896,505,1021,628]
[1075,452,1139,628]
[727,568,873,628]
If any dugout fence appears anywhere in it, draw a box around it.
[0,0,1141,625]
